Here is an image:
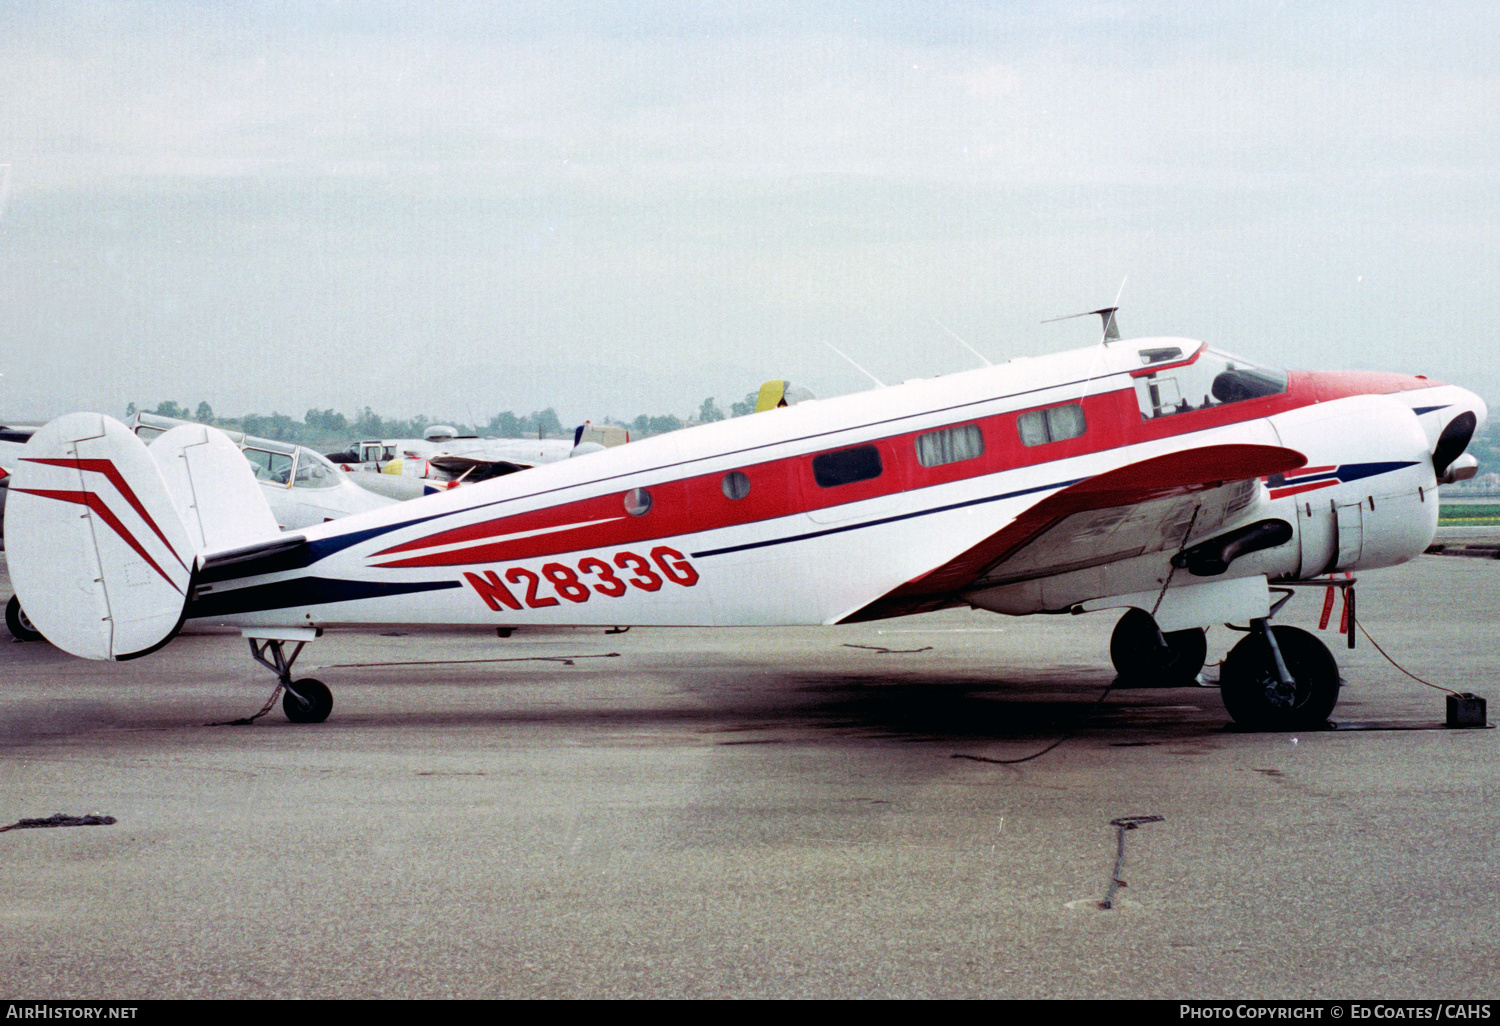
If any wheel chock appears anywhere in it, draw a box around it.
[1446,693,1489,728]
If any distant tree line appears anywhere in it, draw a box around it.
[124,393,765,451]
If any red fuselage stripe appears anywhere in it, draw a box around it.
[366,368,1432,570]
[1269,480,1338,500]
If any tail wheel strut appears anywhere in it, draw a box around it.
[247,636,333,724]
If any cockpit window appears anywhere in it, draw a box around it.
[245,447,294,485]
[1133,348,1287,420]
[293,450,341,489]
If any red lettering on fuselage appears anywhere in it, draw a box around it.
[462,550,700,611]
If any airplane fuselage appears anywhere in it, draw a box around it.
[181,339,1482,634]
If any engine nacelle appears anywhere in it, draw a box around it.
[1268,394,1439,577]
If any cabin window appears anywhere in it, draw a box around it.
[812,445,883,488]
[1017,404,1087,447]
[1134,348,1288,420]
[721,471,751,500]
[623,488,653,516]
[245,447,294,484]
[916,424,985,468]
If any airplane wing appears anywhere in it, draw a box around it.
[426,454,534,482]
[843,443,1306,623]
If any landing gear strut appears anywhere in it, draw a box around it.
[1220,621,1339,730]
[1110,608,1207,686]
[246,630,332,724]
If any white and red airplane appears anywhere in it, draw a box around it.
[3,327,1485,730]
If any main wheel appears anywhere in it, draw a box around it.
[6,596,43,643]
[1220,625,1339,730]
[1109,608,1207,686]
[282,678,333,724]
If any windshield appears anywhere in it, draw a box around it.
[1133,348,1287,420]
[293,449,342,489]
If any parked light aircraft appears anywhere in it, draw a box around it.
[0,423,42,639]
[3,328,1485,731]
[0,423,39,519]
[330,422,631,485]
[129,413,399,529]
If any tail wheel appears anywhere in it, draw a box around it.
[282,678,333,724]
[1109,608,1207,686]
[1220,626,1339,730]
[6,596,44,643]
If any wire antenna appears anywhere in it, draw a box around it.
[822,342,887,388]
[933,319,994,367]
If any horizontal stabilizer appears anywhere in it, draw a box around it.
[198,533,308,572]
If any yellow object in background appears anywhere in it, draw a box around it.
[755,380,788,412]
[754,380,815,412]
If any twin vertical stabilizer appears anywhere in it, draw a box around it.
[5,414,280,659]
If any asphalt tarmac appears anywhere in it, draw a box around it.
[1,553,1496,999]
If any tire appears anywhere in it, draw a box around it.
[1220,625,1339,730]
[6,596,43,643]
[282,678,333,724]
[1109,608,1208,686]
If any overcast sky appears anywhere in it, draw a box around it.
[1,0,1497,426]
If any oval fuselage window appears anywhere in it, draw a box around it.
[623,487,653,516]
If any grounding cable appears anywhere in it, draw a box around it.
[951,679,1117,765]
[1353,616,1462,697]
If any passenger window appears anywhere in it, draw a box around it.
[1017,404,1087,447]
[812,445,883,488]
[721,471,751,500]
[623,488,652,516]
[916,424,985,468]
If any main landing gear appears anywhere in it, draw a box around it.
[6,596,44,643]
[1219,622,1340,730]
[1111,579,1350,731]
[1110,607,1207,687]
[246,629,332,724]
